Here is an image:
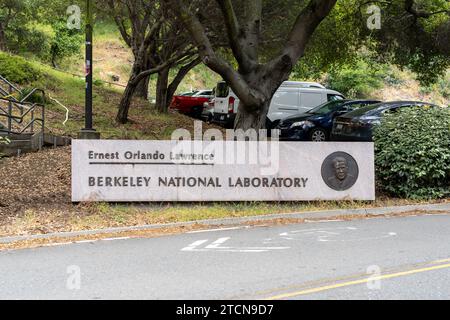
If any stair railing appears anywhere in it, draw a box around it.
[0,75,45,138]
[0,97,45,135]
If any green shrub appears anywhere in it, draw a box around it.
[0,52,42,84]
[49,20,83,68]
[374,106,450,199]
[326,59,388,98]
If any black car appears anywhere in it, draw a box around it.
[331,101,438,142]
[276,100,380,141]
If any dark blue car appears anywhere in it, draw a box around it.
[331,101,438,142]
[276,100,381,141]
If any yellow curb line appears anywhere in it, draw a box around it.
[265,261,450,300]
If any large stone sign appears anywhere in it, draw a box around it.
[72,140,375,202]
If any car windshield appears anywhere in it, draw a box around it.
[308,100,347,115]
[344,103,385,117]
[215,82,229,98]
[194,91,213,97]
[180,91,198,96]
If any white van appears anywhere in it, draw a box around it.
[212,81,345,128]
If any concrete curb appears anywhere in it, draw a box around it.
[1,202,449,244]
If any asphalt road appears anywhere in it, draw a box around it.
[0,214,449,300]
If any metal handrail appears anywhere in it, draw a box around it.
[0,75,21,94]
[20,88,46,104]
[0,75,46,137]
[0,75,45,104]
[0,103,42,124]
[0,98,45,135]
[0,118,44,135]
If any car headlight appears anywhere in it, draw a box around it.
[290,120,313,129]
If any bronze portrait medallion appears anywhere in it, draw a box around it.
[321,152,359,191]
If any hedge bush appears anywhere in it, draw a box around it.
[374,106,450,199]
[0,52,42,85]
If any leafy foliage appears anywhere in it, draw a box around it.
[325,58,389,98]
[365,0,450,85]
[49,20,83,67]
[292,1,363,79]
[292,0,450,86]
[374,106,450,199]
[1,0,83,65]
[0,52,42,84]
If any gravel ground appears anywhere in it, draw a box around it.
[0,147,73,220]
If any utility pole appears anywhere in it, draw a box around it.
[79,0,100,139]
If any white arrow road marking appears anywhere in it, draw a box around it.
[317,231,398,242]
[181,238,290,253]
[181,240,209,251]
[278,227,397,242]
[205,237,231,249]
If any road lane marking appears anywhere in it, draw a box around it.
[43,242,73,247]
[74,240,97,244]
[305,219,344,223]
[101,237,131,241]
[433,258,450,263]
[187,227,246,234]
[181,238,290,253]
[265,262,450,300]
[279,227,397,242]
[181,240,209,251]
[205,237,231,249]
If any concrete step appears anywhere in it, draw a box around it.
[0,132,71,157]
[0,139,33,157]
[0,133,34,141]
[43,133,71,147]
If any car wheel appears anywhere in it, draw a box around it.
[310,128,327,142]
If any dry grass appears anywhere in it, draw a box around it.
[370,67,449,106]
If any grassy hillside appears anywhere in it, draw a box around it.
[0,51,222,140]
[60,21,222,98]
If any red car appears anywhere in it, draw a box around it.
[170,90,214,118]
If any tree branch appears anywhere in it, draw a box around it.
[167,57,202,99]
[168,0,265,107]
[283,0,337,62]
[241,0,262,62]
[405,0,449,18]
[107,0,132,46]
[215,0,255,72]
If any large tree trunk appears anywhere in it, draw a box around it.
[171,0,337,132]
[233,71,283,132]
[234,99,271,132]
[135,58,151,99]
[155,67,170,113]
[116,52,147,123]
[135,75,150,99]
[116,75,139,124]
